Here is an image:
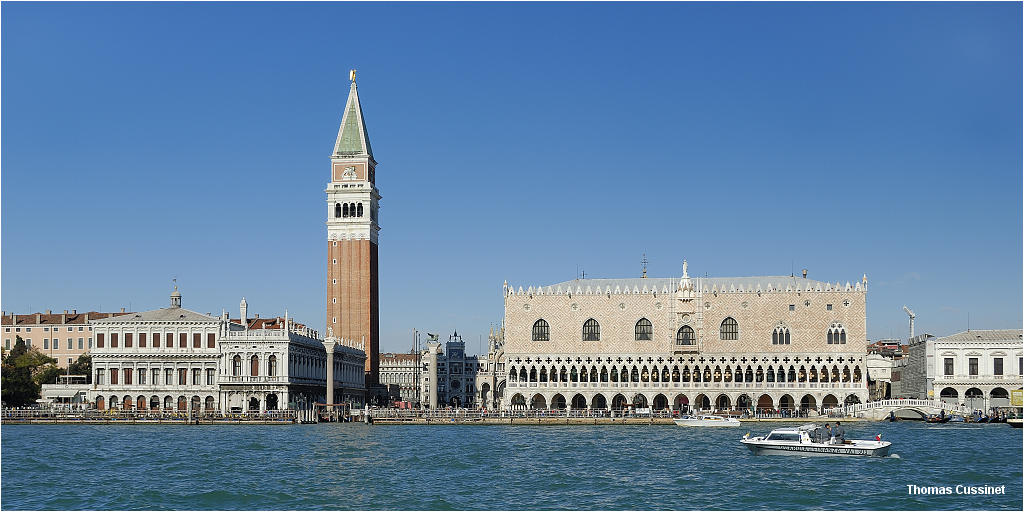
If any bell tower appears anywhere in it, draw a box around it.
[326,69,380,387]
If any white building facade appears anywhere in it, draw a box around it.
[905,329,1022,411]
[501,264,870,413]
[88,290,365,412]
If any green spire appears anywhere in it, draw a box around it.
[333,77,373,158]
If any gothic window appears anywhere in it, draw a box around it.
[335,203,342,218]
[635,318,652,341]
[720,317,738,340]
[676,326,695,345]
[342,203,349,217]
[532,319,550,341]
[582,319,600,341]
[827,323,846,344]
[232,355,241,376]
[357,203,363,217]
[772,326,791,345]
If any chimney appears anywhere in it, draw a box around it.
[46,309,52,315]
[84,313,90,322]
[120,307,125,313]
[61,313,66,324]
[255,313,259,319]
[72,309,76,314]
[802,269,808,279]
[63,309,68,314]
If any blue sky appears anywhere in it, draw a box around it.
[2,2,1021,353]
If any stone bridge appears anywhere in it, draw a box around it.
[828,399,972,420]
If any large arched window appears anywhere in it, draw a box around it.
[251,355,259,377]
[635,318,652,341]
[828,323,846,344]
[268,355,277,377]
[334,203,342,218]
[773,326,790,345]
[357,203,363,217]
[676,325,695,345]
[342,203,350,218]
[582,319,600,341]
[720,317,739,340]
[532,319,550,341]
[232,355,241,376]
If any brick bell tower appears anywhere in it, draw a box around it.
[326,69,380,387]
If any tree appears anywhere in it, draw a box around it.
[68,353,92,384]
[1,336,57,406]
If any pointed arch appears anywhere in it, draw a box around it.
[635,318,653,340]
[676,325,695,345]
[720,317,739,340]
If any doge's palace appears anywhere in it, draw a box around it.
[501,263,869,412]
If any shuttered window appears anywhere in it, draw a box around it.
[97,333,104,348]
[125,333,133,348]
[193,333,201,348]
[179,333,186,348]
[207,333,215,348]
[139,333,146,348]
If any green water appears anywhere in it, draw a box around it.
[1,421,1020,509]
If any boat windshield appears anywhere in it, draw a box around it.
[765,432,801,441]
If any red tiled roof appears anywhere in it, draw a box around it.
[1,311,132,326]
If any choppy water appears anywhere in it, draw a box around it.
[1,421,1021,510]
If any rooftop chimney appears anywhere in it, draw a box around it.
[802,269,808,279]
[84,313,90,322]
[120,307,125,313]
[36,313,41,324]
[46,309,52,315]
[72,309,76,314]
[61,313,66,324]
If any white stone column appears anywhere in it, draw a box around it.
[322,338,338,411]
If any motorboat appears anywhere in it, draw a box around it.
[741,424,891,457]
[674,414,740,427]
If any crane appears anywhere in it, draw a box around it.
[902,306,916,340]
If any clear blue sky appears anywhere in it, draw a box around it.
[2,2,1021,353]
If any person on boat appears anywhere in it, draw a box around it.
[825,424,834,444]
[834,422,845,443]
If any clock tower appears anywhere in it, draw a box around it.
[326,70,380,387]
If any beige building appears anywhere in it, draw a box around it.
[501,263,869,412]
[2,309,130,367]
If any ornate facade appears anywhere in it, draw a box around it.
[501,263,870,412]
[88,289,365,412]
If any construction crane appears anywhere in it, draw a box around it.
[902,306,916,340]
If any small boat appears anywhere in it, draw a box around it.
[674,414,741,427]
[1007,418,1022,428]
[926,415,950,423]
[741,424,891,457]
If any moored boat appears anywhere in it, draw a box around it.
[741,424,891,457]
[674,414,740,427]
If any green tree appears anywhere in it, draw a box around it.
[68,353,92,384]
[1,336,57,406]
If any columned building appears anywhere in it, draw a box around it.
[89,288,221,412]
[326,70,381,387]
[417,329,502,409]
[87,289,366,412]
[501,263,870,413]
[904,329,1023,411]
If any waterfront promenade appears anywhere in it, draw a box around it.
[1,408,298,425]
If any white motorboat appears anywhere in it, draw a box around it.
[741,424,891,457]
[673,414,741,427]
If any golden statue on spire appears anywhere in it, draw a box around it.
[349,69,357,82]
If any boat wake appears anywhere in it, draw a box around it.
[888,454,901,459]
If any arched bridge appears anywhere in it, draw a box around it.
[829,399,972,420]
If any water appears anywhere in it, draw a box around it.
[1,421,1021,510]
